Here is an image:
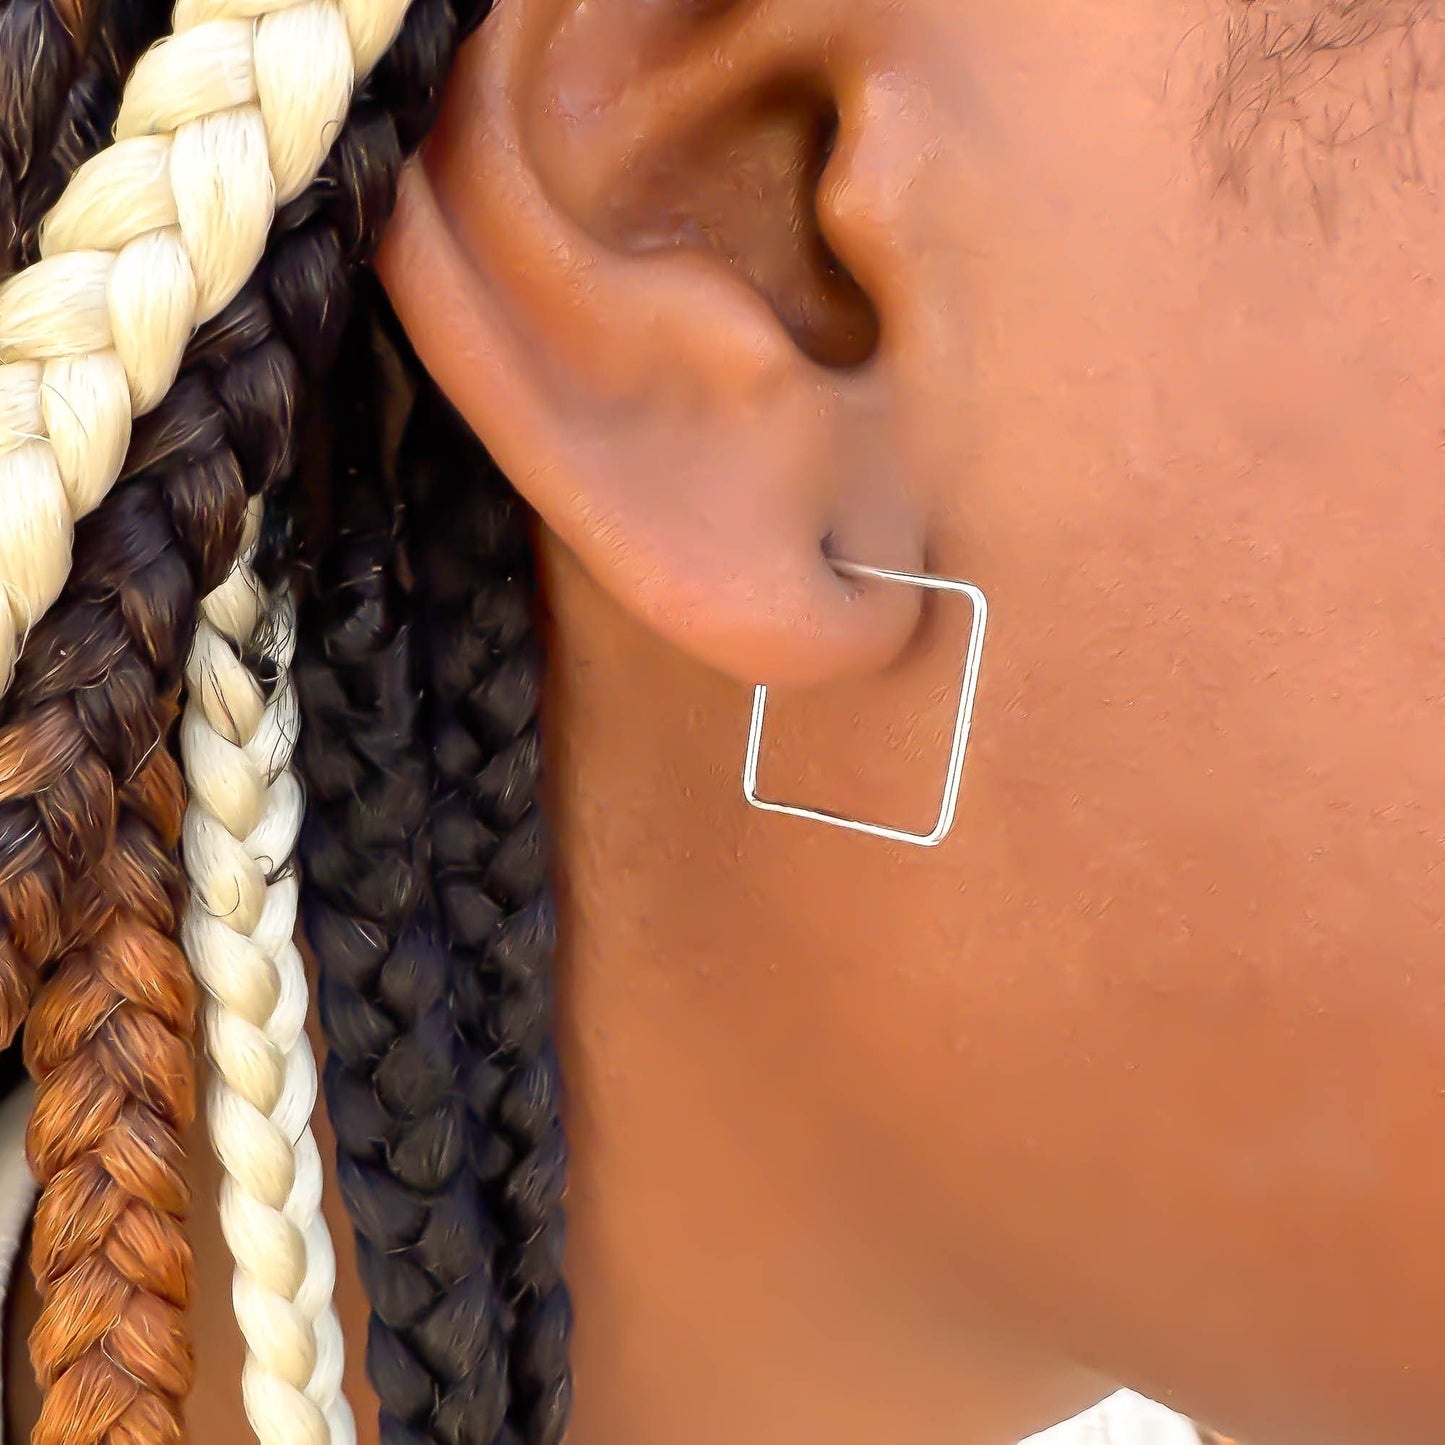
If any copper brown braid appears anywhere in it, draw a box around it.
[13,721,197,1445]
[0,4,195,1437]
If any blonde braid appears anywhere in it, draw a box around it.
[182,497,353,1445]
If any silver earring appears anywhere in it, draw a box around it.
[742,559,988,847]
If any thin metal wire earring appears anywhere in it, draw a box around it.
[742,559,989,847]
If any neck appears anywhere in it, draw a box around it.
[551,818,1105,1445]
[538,546,1107,1445]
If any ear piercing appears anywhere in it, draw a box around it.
[742,559,988,847]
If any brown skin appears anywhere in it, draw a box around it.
[13,2,1445,1443]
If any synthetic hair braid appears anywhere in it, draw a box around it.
[399,370,571,1445]
[1,2,486,1440]
[0,0,415,692]
[293,291,512,1445]
[181,496,353,1445]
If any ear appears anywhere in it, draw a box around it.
[377,0,924,687]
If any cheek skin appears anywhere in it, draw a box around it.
[548,5,1445,1444]
[930,2,1445,994]
[828,0,1445,1436]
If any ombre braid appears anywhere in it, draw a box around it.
[0,8,187,1443]
[0,0,166,1045]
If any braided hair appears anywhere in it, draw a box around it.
[401,350,570,1445]
[0,2,530,1443]
[291,286,569,1445]
[294,286,515,1445]
[0,0,571,1439]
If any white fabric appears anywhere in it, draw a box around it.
[1024,1391,1206,1445]
[180,499,353,1445]
[0,0,413,692]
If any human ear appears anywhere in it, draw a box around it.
[377,0,925,688]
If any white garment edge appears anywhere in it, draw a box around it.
[1022,1390,1206,1444]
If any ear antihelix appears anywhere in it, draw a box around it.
[585,80,879,369]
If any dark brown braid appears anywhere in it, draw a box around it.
[0,1,491,1440]
[0,0,89,276]
[0,0,168,282]
[19,0,172,256]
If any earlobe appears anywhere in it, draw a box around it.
[377,0,925,690]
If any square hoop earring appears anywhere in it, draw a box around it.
[742,559,988,848]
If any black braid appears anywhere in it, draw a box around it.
[293,284,515,1445]
[271,0,573,1428]
[400,368,571,1445]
